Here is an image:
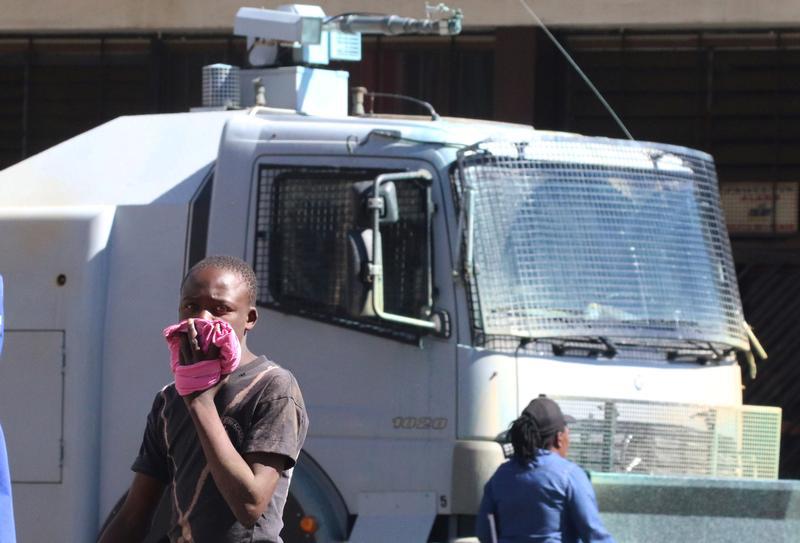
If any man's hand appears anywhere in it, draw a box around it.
[178,318,221,365]
[178,318,226,402]
[182,375,228,406]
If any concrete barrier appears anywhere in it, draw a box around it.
[594,472,800,542]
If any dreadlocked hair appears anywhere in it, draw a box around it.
[510,412,558,465]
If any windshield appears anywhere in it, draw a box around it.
[457,136,747,351]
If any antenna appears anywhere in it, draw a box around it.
[517,0,634,141]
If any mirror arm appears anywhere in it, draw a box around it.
[368,170,438,331]
[425,184,434,309]
[464,184,475,279]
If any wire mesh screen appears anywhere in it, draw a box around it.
[455,137,747,351]
[254,166,430,341]
[555,396,782,479]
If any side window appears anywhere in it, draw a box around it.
[186,170,214,271]
[254,165,432,341]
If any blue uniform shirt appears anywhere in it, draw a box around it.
[0,425,15,543]
[476,450,615,543]
[0,274,15,543]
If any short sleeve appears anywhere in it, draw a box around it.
[131,391,170,484]
[242,372,308,469]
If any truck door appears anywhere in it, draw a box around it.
[206,152,458,541]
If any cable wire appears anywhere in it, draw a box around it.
[518,0,634,140]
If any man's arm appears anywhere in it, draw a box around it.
[185,393,286,527]
[97,473,165,543]
[475,480,497,543]
[566,467,616,543]
[178,320,296,526]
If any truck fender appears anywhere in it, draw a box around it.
[284,450,349,542]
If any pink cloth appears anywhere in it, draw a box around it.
[163,318,241,396]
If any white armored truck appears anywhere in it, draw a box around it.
[0,4,797,543]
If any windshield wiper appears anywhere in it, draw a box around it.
[521,336,618,359]
[666,341,732,364]
[519,335,736,364]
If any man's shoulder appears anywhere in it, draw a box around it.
[536,451,585,479]
[549,455,592,486]
[250,356,298,385]
[147,382,178,408]
[143,383,192,425]
[243,356,305,403]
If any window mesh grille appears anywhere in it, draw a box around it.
[254,166,430,342]
[453,137,747,353]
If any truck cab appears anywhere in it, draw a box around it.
[200,111,775,540]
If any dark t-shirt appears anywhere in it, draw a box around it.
[132,356,308,543]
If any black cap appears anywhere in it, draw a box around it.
[522,395,575,436]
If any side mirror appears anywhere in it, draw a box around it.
[345,228,373,317]
[346,169,449,337]
[352,180,399,225]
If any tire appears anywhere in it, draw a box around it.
[282,451,349,543]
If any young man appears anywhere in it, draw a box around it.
[476,396,615,543]
[99,256,308,543]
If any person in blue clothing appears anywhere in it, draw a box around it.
[476,395,615,543]
[0,425,15,543]
[0,274,17,543]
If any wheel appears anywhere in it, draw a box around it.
[281,491,317,542]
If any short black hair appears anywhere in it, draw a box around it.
[183,255,258,305]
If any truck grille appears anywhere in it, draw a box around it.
[555,397,782,479]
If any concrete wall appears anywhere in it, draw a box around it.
[2,0,800,33]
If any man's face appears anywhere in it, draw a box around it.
[555,426,571,458]
[179,266,256,344]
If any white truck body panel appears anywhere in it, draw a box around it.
[0,207,114,541]
[0,112,240,540]
[0,112,237,206]
[456,347,741,442]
